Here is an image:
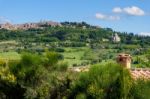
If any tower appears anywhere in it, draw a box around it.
[117,54,132,69]
[112,33,121,42]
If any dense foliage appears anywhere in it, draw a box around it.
[0,53,150,99]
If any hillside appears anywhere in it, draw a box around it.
[0,21,150,99]
[0,21,150,67]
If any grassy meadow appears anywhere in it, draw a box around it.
[0,52,21,60]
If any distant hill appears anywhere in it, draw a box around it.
[0,21,150,67]
[0,21,150,45]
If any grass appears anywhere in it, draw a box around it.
[0,46,146,68]
[132,55,149,68]
[0,40,18,45]
[62,49,84,66]
[61,47,116,66]
[61,47,89,66]
[0,52,21,60]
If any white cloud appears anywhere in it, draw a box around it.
[123,6,145,16]
[96,6,145,21]
[112,7,123,13]
[95,13,106,20]
[0,17,11,24]
[139,32,150,36]
[95,13,120,21]
[113,6,145,16]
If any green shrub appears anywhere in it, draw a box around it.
[70,63,133,99]
[57,62,68,71]
[76,93,87,99]
[43,51,61,69]
[55,48,65,52]
[130,80,150,99]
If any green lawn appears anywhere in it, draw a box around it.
[60,47,118,66]
[61,47,89,66]
[0,52,21,60]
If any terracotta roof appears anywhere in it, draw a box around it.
[69,67,150,80]
[130,68,150,79]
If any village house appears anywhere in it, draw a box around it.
[0,22,14,30]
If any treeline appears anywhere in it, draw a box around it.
[0,52,150,99]
[0,22,150,46]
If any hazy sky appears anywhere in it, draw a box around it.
[0,0,150,35]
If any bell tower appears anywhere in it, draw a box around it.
[117,54,132,69]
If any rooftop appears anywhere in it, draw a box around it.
[130,68,150,79]
[69,67,150,80]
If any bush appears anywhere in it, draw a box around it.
[21,53,42,66]
[130,80,150,99]
[55,48,65,52]
[73,63,78,67]
[56,62,68,71]
[1,52,150,99]
[70,63,133,99]
[43,51,61,68]
[76,93,87,99]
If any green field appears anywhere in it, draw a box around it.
[0,48,147,68]
[60,47,118,66]
[61,47,89,66]
[0,52,21,60]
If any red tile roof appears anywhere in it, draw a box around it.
[69,67,150,80]
[130,68,150,79]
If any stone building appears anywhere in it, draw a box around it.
[117,54,131,69]
[17,23,39,30]
[0,22,14,30]
[112,33,121,42]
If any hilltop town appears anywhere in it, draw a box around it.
[0,21,61,30]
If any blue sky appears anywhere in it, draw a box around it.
[0,0,150,35]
